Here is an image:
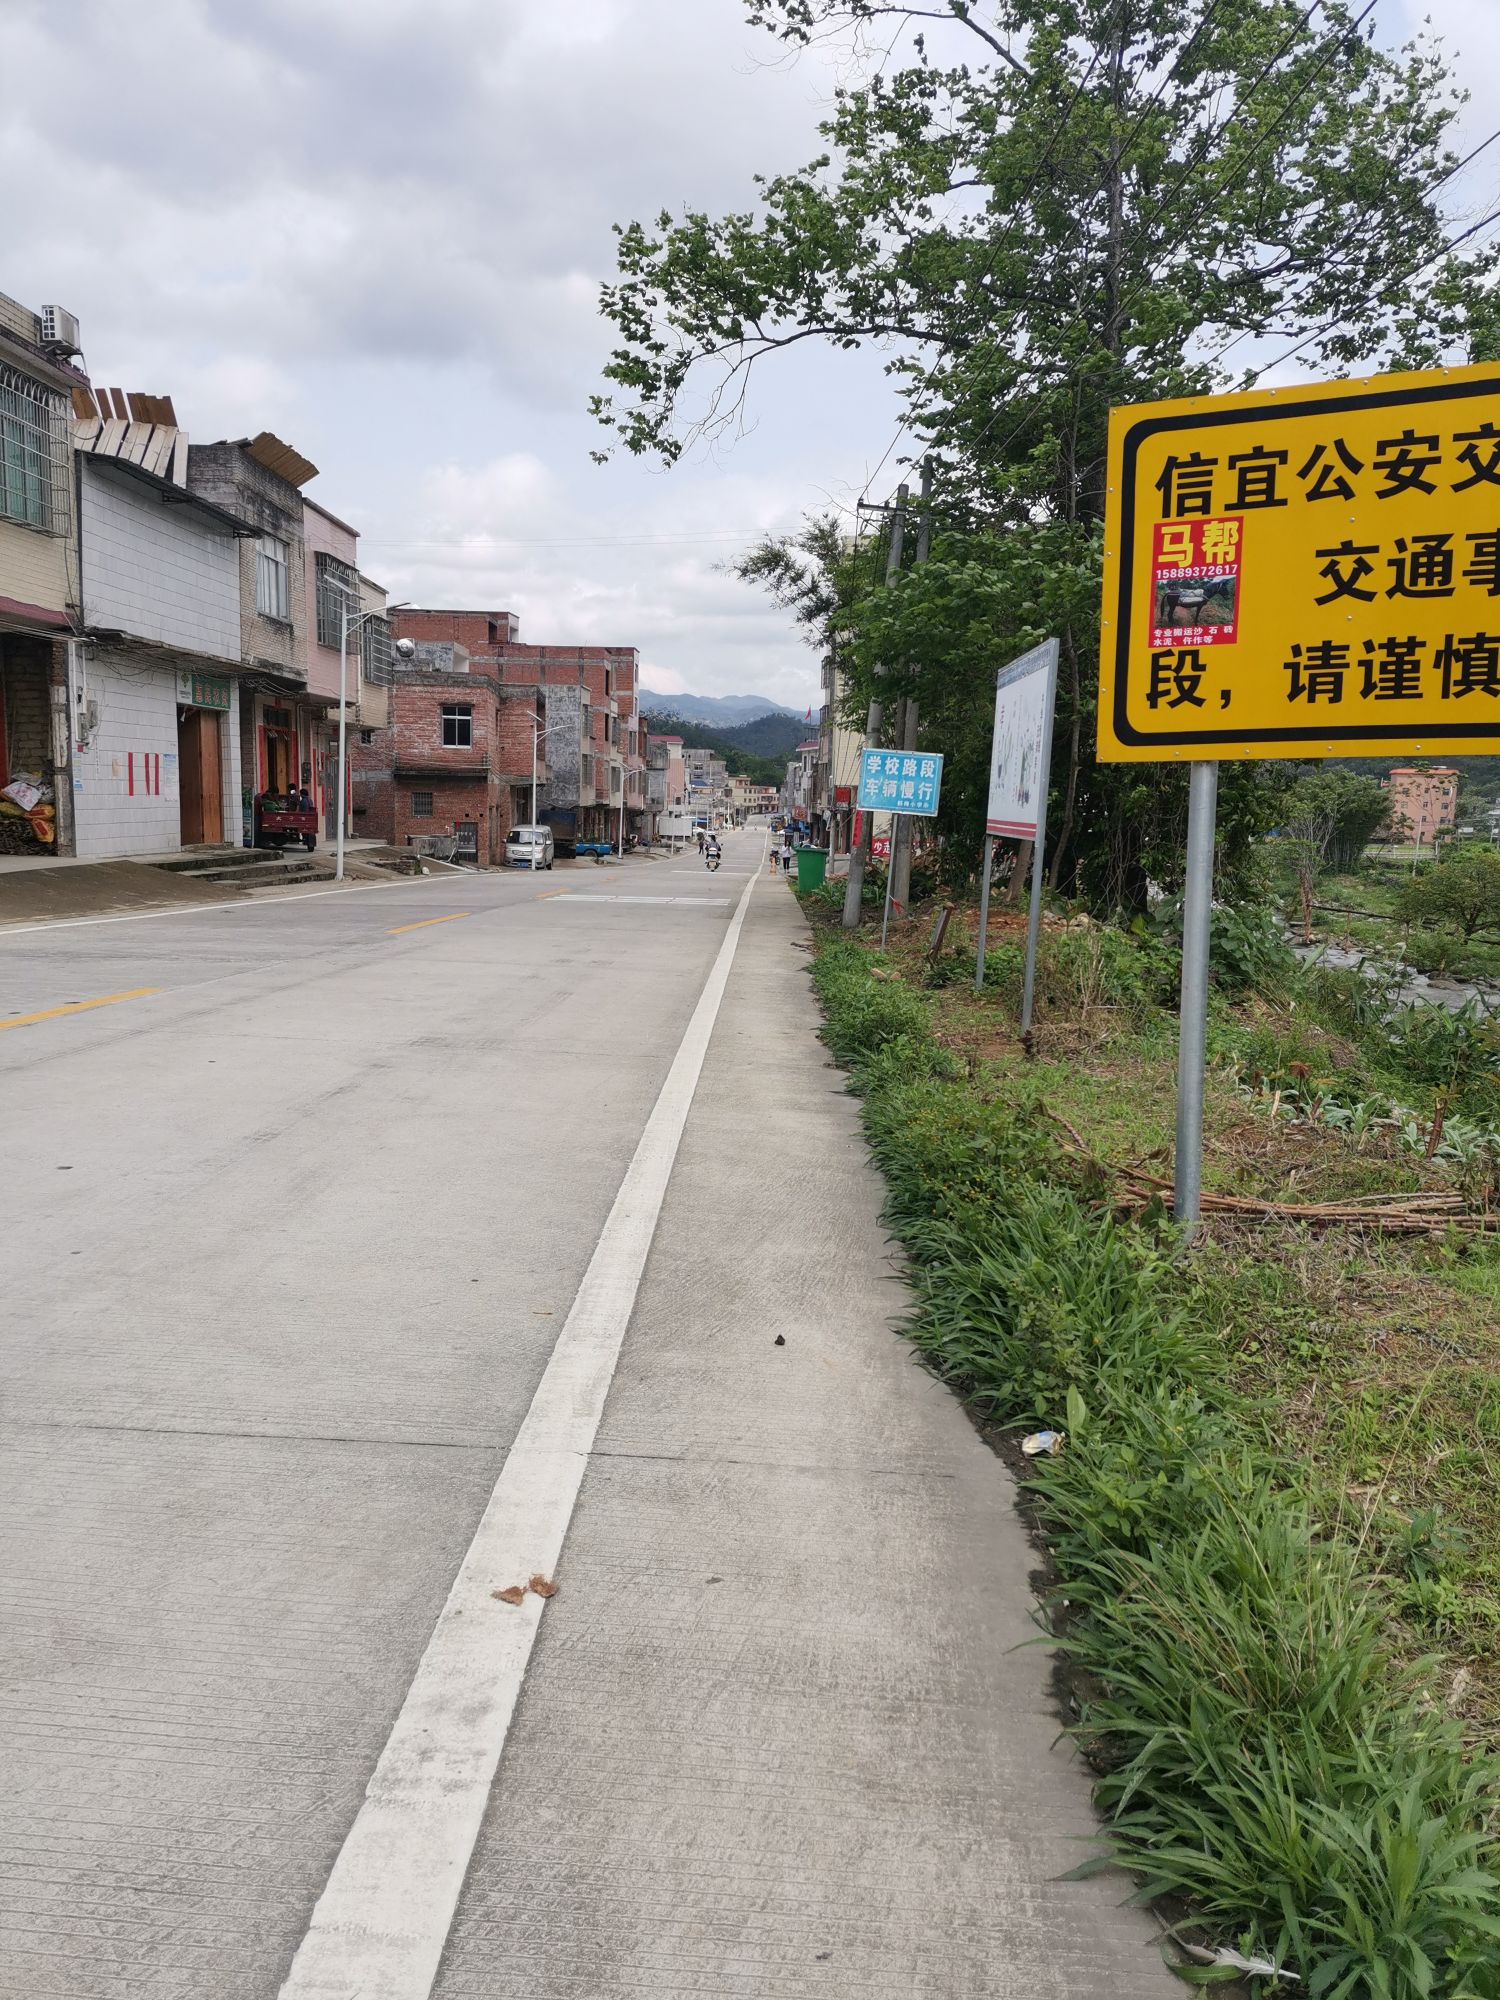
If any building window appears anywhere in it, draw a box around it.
[411,790,434,818]
[255,534,290,620]
[361,615,393,684]
[360,728,374,745]
[441,704,473,748]
[315,551,359,649]
[0,362,67,533]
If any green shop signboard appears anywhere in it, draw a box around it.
[176,669,232,711]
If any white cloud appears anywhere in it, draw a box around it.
[5,0,904,705]
[19,1,1485,705]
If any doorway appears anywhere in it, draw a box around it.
[178,707,224,845]
[262,707,294,796]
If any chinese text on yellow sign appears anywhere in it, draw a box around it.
[1098,363,1500,761]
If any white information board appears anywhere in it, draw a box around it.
[986,640,1058,838]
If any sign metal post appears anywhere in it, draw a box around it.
[880,820,900,949]
[974,836,995,992]
[1174,761,1219,1226]
[979,639,1059,1018]
[856,749,944,956]
[1019,658,1058,1035]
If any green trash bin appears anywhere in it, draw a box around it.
[796,846,828,893]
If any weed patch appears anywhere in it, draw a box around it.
[808,919,1500,1996]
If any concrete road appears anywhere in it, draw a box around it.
[0,831,1172,1999]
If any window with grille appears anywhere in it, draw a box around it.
[256,535,290,620]
[0,363,67,533]
[440,704,472,748]
[361,615,393,684]
[315,552,358,649]
[411,790,434,818]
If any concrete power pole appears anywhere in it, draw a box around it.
[841,484,909,929]
[888,461,932,914]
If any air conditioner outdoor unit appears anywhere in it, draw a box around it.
[40,305,81,355]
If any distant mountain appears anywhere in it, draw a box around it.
[712,711,811,760]
[641,704,811,783]
[638,692,802,727]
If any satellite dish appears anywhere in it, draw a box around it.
[394,636,416,658]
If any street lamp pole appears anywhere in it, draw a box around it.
[334,591,408,885]
[527,709,564,870]
[336,602,351,883]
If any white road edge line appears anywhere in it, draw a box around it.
[0,871,454,939]
[278,840,766,2000]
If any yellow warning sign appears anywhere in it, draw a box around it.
[1098,362,1500,761]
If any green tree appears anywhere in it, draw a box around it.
[595,0,1495,906]
[1397,843,1500,942]
[1285,767,1391,874]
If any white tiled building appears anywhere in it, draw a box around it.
[72,395,248,855]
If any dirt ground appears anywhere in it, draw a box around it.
[0,862,244,926]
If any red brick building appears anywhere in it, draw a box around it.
[375,611,647,851]
[351,631,539,866]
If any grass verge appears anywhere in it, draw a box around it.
[806,906,1500,1997]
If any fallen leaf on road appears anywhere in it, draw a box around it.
[528,1574,558,1599]
[492,1586,526,1605]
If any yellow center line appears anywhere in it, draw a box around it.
[534,889,570,900]
[1,988,161,1033]
[385,913,472,936]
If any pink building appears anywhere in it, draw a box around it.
[1384,766,1460,849]
[646,732,688,832]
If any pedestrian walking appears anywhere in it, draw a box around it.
[779,836,794,876]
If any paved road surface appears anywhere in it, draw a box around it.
[0,832,1172,1999]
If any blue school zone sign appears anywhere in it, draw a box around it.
[856,748,944,817]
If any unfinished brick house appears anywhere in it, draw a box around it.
[376,611,646,853]
[351,628,539,866]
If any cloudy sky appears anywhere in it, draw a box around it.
[6,0,1498,709]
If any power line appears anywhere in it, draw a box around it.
[1197,122,1500,377]
[358,530,778,550]
[1243,200,1500,382]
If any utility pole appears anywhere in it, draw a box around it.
[842,483,908,930]
[888,461,932,914]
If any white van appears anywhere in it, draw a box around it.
[504,824,555,869]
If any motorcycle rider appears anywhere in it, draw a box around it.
[704,832,722,871]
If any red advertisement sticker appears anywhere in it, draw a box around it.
[1150,516,1242,648]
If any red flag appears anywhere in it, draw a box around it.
[804,705,813,721]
